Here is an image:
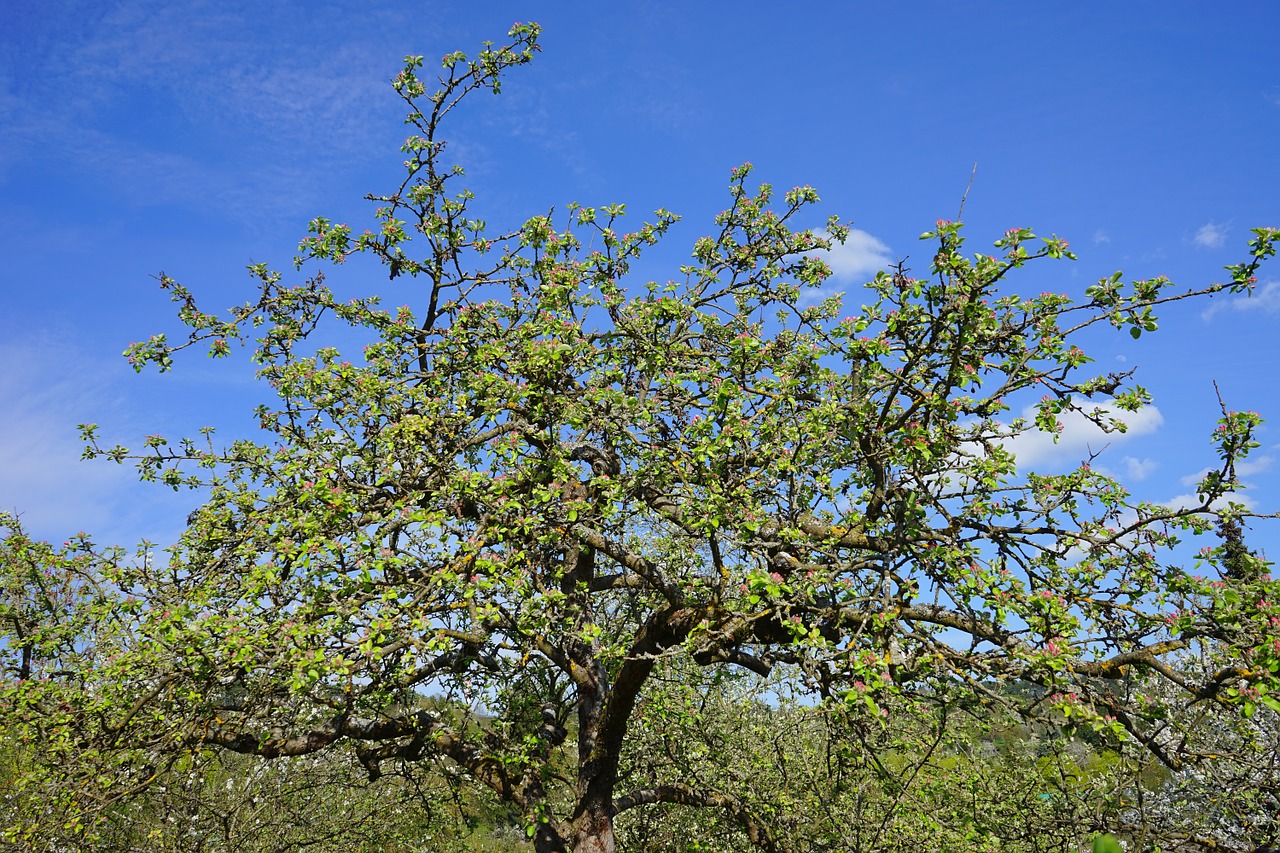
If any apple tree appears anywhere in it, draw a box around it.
[5,22,1280,853]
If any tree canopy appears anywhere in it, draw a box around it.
[3,23,1279,853]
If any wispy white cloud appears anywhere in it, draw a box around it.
[1193,221,1229,249]
[1001,404,1163,470]
[64,1,397,147]
[0,331,194,546]
[0,1,412,225]
[1159,454,1271,514]
[1179,454,1274,487]
[1201,280,1280,321]
[0,333,126,536]
[1160,491,1255,512]
[1092,229,1110,245]
[1122,456,1158,481]
[819,229,894,282]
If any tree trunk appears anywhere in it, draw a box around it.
[528,807,615,853]
[568,804,616,853]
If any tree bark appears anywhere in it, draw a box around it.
[568,805,616,853]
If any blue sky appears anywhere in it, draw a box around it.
[2,2,1278,559]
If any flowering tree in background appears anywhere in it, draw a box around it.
[1123,660,1280,851]
[4,23,1280,853]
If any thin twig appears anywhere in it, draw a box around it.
[956,162,978,222]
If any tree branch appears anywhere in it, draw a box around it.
[614,782,780,852]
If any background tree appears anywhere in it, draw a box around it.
[1112,524,1280,851]
[614,662,1103,852]
[4,22,1279,852]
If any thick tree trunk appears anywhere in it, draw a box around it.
[528,807,615,853]
[568,808,616,853]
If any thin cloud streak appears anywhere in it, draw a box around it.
[1161,491,1255,512]
[1201,280,1280,321]
[0,332,194,545]
[1,1,411,226]
[1179,455,1274,487]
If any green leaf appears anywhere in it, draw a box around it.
[1092,834,1123,853]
